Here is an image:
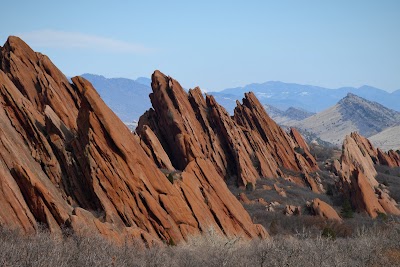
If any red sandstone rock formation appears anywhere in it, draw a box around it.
[311,198,342,222]
[284,205,301,216]
[137,71,319,190]
[238,193,253,204]
[334,133,400,218]
[349,132,400,167]
[0,36,267,244]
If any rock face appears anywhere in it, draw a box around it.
[0,36,267,244]
[333,132,400,218]
[137,71,319,190]
[311,199,342,222]
[284,205,301,216]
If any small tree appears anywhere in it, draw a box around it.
[322,227,336,240]
[246,182,254,191]
[341,199,354,218]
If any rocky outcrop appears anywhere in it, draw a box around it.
[0,36,266,244]
[295,93,400,146]
[238,193,253,204]
[136,125,174,171]
[137,71,319,190]
[284,205,301,216]
[311,199,342,222]
[333,132,400,218]
[349,132,400,167]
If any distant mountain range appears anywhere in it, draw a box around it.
[264,105,315,125]
[210,81,400,114]
[80,74,400,150]
[80,74,152,122]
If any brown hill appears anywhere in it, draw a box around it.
[369,125,400,151]
[295,93,400,145]
[0,36,267,244]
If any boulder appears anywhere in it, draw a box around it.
[284,205,301,216]
[311,198,342,222]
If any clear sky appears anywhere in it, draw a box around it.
[1,0,400,92]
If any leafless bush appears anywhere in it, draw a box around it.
[376,166,400,202]
[309,144,338,162]
[0,223,399,266]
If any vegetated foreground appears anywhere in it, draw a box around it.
[1,223,399,267]
[1,36,400,266]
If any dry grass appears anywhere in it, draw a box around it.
[0,224,399,267]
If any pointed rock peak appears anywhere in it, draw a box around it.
[151,70,185,95]
[4,36,30,50]
[241,91,265,110]
[243,91,257,102]
[205,94,217,106]
[152,69,166,82]
[71,76,97,96]
[290,127,309,151]
[244,91,257,99]
[188,86,203,98]
[151,70,167,90]
[339,92,364,104]
[71,76,100,106]
[346,92,358,98]
[2,36,36,57]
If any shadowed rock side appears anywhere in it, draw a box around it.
[0,36,266,244]
[332,132,400,218]
[137,71,319,190]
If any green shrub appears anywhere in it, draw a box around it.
[168,237,176,246]
[294,146,305,155]
[246,182,254,191]
[377,212,388,222]
[341,199,354,218]
[326,184,334,196]
[321,227,336,239]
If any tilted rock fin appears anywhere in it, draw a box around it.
[137,70,319,190]
[333,132,400,218]
[0,36,266,243]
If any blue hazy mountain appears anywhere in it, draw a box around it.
[210,82,400,114]
[80,74,152,122]
[80,74,400,124]
[135,77,152,87]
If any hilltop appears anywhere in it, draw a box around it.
[294,93,400,145]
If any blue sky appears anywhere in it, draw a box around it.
[2,0,400,92]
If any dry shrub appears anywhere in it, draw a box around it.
[0,223,399,267]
